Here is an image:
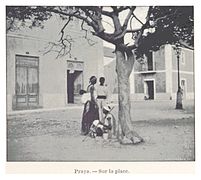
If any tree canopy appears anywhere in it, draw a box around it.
[136,6,194,56]
[6,6,194,57]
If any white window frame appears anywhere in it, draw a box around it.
[180,78,187,99]
[181,50,185,65]
[147,52,155,71]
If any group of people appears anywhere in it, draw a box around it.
[80,76,116,139]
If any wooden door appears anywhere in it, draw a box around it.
[15,55,39,110]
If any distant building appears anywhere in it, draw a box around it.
[103,47,117,95]
[104,44,194,101]
[6,16,104,111]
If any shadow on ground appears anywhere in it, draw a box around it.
[7,100,195,161]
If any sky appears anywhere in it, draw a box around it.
[102,7,149,48]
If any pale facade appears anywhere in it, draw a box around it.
[104,44,194,101]
[7,16,104,111]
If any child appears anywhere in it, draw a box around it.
[89,105,116,139]
[102,105,116,139]
[79,89,88,104]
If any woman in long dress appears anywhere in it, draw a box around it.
[81,76,99,135]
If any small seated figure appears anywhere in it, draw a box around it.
[89,105,116,139]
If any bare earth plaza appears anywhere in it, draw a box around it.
[7,100,194,161]
[6,6,194,162]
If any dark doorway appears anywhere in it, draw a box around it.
[67,70,83,104]
[67,70,74,103]
[146,80,154,100]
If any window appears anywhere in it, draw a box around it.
[147,52,154,71]
[181,51,185,65]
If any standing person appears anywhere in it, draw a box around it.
[81,76,99,135]
[96,77,108,123]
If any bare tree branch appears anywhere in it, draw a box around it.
[126,28,141,33]
[179,40,194,50]
[81,20,88,38]
[42,35,74,58]
[117,6,129,13]
[122,6,136,30]
[59,16,72,41]
[42,6,99,32]
[112,14,122,36]
[132,13,144,26]
[42,6,139,47]
[78,7,105,33]
[102,19,114,29]
[130,6,153,48]
[81,20,97,46]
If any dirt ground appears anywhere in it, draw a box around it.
[7,100,195,161]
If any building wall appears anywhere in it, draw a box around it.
[133,44,194,100]
[154,45,166,71]
[155,73,166,93]
[133,72,167,100]
[172,47,194,72]
[165,44,173,97]
[103,44,194,101]
[134,45,166,72]
[172,72,194,99]
[7,16,104,111]
[171,46,194,99]
[133,45,167,100]
[104,58,117,94]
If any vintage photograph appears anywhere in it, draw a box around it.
[6,6,194,162]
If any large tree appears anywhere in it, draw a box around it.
[6,6,194,144]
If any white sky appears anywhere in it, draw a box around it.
[102,7,149,48]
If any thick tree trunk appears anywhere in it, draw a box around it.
[115,47,144,144]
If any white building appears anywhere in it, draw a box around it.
[104,45,194,101]
[7,16,104,111]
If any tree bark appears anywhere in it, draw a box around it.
[115,47,144,144]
